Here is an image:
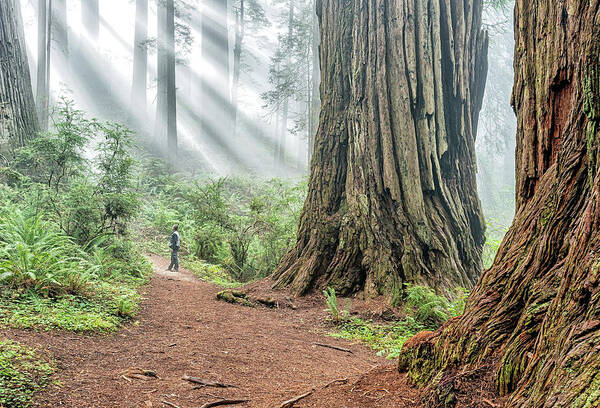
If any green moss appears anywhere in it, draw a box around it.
[331,317,426,360]
[572,373,600,408]
[216,290,254,307]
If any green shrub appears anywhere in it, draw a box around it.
[0,340,55,408]
[322,287,351,322]
[404,285,468,329]
[142,176,306,282]
[0,211,90,297]
[331,317,426,359]
[115,296,136,318]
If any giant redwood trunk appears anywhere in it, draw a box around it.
[398,1,600,406]
[0,0,39,151]
[273,0,488,300]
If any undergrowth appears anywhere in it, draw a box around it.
[0,101,151,332]
[331,317,427,359]
[0,340,55,407]
[325,285,469,359]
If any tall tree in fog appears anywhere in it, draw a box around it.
[201,0,232,139]
[232,0,267,137]
[166,0,177,152]
[400,1,600,406]
[0,0,39,150]
[51,0,69,72]
[36,0,51,131]
[155,0,178,152]
[263,0,318,168]
[278,0,293,164]
[81,0,99,42]
[155,0,167,142]
[131,0,148,113]
[273,0,488,300]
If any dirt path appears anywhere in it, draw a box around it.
[1,255,402,408]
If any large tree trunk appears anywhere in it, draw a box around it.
[273,0,488,301]
[131,0,148,114]
[308,3,319,166]
[201,0,232,140]
[165,0,177,155]
[0,0,39,151]
[398,1,600,407]
[36,0,49,131]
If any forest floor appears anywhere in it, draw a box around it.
[0,255,424,408]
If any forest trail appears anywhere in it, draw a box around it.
[0,255,421,408]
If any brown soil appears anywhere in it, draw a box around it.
[0,255,423,408]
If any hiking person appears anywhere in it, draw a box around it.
[167,225,180,271]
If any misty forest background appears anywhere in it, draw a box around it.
[4,0,600,406]
[16,0,515,264]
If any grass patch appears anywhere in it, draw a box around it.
[0,259,151,332]
[329,317,426,359]
[0,340,55,407]
[324,285,469,359]
[185,259,242,288]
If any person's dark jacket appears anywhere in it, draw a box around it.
[169,231,180,251]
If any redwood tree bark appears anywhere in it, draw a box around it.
[0,0,39,151]
[273,0,488,300]
[399,2,600,407]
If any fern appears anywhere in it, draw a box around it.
[404,285,469,329]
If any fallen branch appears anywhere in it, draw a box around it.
[322,378,348,389]
[161,401,180,408]
[199,399,249,408]
[313,343,353,354]
[120,367,159,381]
[279,391,313,408]
[182,375,236,388]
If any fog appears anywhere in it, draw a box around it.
[19,0,517,223]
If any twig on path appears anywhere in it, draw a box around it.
[279,391,314,408]
[322,378,348,389]
[161,401,180,408]
[313,343,353,354]
[121,367,160,381]
[199,399,249,408]
[182,375,236,388]
[193,392,226,399]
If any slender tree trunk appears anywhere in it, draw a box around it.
[232,0,244,138]
[165,0,177,155]
[273,0,488,301]
[0,0,40,151]
[81,0,99,43]
[51,0,68,76]
[278,0,294,165]
[399,2,600,407]
[155,0,167,144]
[36,0,49,131]
[201,0,231,140]
[131,0,148,113]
